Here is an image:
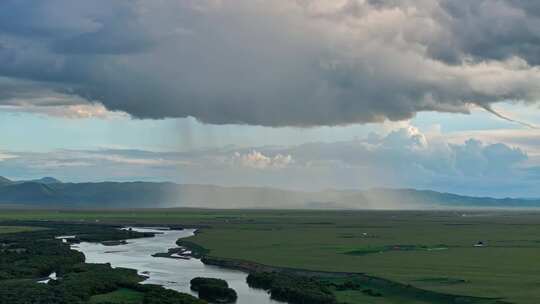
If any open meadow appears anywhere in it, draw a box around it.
[1,209,539,303]
[0,225,43,234]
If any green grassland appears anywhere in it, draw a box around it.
[0,226,43,234]
[1,209,539,303]
[90,288,144,304]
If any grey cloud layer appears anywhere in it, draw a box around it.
[1,0,540,126]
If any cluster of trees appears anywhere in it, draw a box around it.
[190,277,237,303]
[333,280,362,291]
[0,222,155,281]
[0,230,85,281]
[247,272,336,304]
[0,265,207,304]
[0,280,76,304]
[134,285,207,304]
[190,278,228,291]
[51,263,142,300]
[330,279,383,297]
[0,263,141,304]
[0,222,205,304]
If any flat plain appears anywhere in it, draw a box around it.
[1,209,539,303]
[0,225,43,234]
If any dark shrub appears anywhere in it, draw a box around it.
[190,277,236,303]
[190,277,228,291]
[198,284,237,303]
[247,272,336,304]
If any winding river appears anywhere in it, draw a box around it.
[71,227,282,304]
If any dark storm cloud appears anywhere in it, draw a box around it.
[432,0,540,65]
[0,0,540,126]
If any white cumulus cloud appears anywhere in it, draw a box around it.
[233,151,293,169]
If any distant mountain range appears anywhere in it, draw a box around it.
[0,176,539,209]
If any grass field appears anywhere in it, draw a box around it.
[1,209,539,303]
[89,288,144,304]
[0,225,43,234]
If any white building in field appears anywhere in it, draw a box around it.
[474,241,486,247]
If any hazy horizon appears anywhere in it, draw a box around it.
[3,175,540,201]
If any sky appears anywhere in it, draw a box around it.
[1,0,540,197]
